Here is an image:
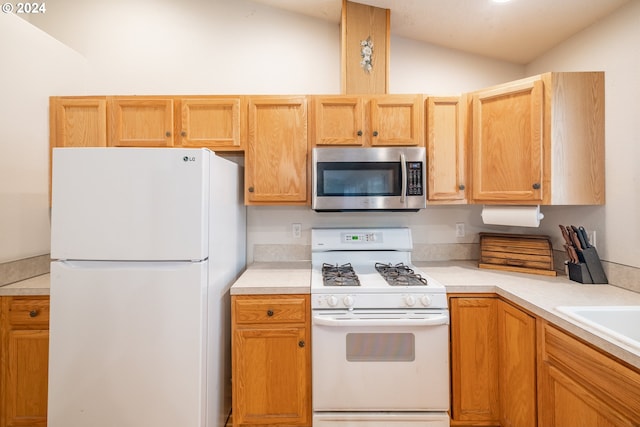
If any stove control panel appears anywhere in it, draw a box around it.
[312,293,447,310]
[342,231,381,243]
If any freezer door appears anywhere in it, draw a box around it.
[48,260,211,427]
[51,148,210,261]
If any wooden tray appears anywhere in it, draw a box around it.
[479,232,556,276]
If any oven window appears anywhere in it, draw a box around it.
[345,333,415,362]
[317,162,401,196]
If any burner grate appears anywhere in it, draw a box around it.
[375,262,428,286]
[322,263,361,287]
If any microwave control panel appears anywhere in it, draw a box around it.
[407,162,424,195]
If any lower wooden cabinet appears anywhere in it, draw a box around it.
[538,321,640,426]
[449,296,500,425]
[0,296,50,427]
[497,300,536,427]
[449,296,536,427]
[231,294,311,426]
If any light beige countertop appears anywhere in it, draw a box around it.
[230,262,311,295]
[0,273,50,296]
[233,260,640,369]
[415,261,640,369]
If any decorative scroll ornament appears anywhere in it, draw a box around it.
[360,36,373,73]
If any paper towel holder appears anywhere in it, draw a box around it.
[481,205,544,227]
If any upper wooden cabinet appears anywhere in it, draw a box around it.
[470,72,605,205]
[50,97,108,149]
[109,97,175,147]
[245,96,309,205]
[426,96,466,203]
[179,97,244,150]
[108,96,245,150]
[312,94,423,147]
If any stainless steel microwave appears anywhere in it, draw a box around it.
[312,147,427,211]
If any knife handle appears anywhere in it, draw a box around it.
[570,225,587,250]
[559,225,573,246]
[578,226,591,248]
[568,227,583,251]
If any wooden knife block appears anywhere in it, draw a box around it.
[479,232,557,276]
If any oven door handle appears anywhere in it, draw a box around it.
[312,314,449,327]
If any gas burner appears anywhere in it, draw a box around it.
[322,263,361,287]
[375,262,428,286]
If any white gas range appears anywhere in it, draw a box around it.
[311,228,450,427]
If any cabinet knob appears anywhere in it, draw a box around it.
[357,130,363,136]
[372,131,379,137]
[248,187,254,193]
[267,309,274,317]
[532,182,541,189]
[181,131,186,137]
[29,310,38,318]
[298,340,305,348]
[165,131,172,137]
[459,184,465,190]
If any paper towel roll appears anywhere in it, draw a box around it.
[481,205,544,227]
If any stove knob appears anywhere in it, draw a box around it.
[420,295,433,307]
[404,295,416,307]
[327,295,339,307]
[343,295,355,308]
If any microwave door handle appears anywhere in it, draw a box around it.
[400,152,407,204]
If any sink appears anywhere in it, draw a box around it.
[556,306,640,351]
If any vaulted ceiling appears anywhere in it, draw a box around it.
[248,0,630,64]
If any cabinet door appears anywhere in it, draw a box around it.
[538,322,640,426]
[426,96,466,203]
[232,326,310,426]
[179,98,243,150]
[246,97,308,204]
[497,300,536,427]
[232,295,311,427]
[472,79,543,202]
[449,297,499,424]
[109,98,174,147]
[313,96,364,146]
[370,95,423,146]
[50,97,107,149]
[1,297,49,427]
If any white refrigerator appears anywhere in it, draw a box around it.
[48,147,246,427]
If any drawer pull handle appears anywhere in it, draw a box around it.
[298,340,305,348]
[267,309,274,317]
[29,310,38,318]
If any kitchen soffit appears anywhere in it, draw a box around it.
[248,0,630,64]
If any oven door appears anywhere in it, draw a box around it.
[312,147,426,211]
[312,310,450,412]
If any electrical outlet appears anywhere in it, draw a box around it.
[292,223,301,239]
[455,222,465,238]
[590,230,596,247]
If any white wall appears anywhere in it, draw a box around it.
[525,0,640,268]
[20,0,637,267]
[0,14,87,263]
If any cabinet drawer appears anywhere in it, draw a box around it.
[8,297,50,326]
[234,295,308,324]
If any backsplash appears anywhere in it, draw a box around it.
[253,244,639,294]
[3,248,638,294]
[0,254,50,286]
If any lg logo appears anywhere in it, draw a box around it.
[182,156,196,162]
